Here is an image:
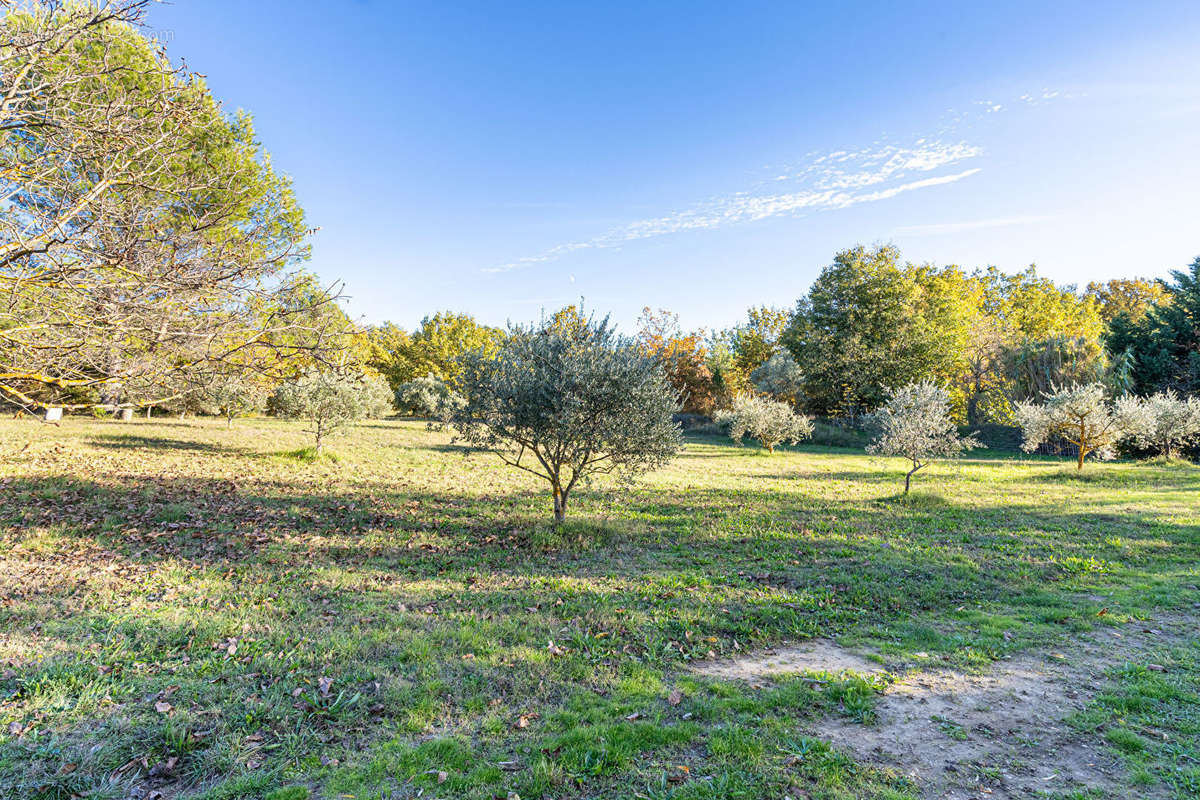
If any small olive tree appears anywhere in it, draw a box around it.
[716,394,814,453]
[1127,390,1200,459]
[866,381,981,493]
[750,350,805,403]
[1016,383,1150,470]
[444,318,682,523]
[203,373,271,428]
[395,375,462,418]
[272,371,392,453]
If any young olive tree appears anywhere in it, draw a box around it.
[444,318,682,523]
[716,394,814,453]
[866,381,981,494]
[202,373,272,428]
[1127,390,1200,458]
[750,350,805,403]
[1015,383,1150,470]
[272,371,392,453]
[395,375,462,418]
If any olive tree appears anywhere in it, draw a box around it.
[1127,390,1200,458]
[716,394,813,453]
[395,375,461,418]
[443,318,682,523]
[272,371,391,453]
[202,373,272,428]
[750,351,805,403]
[1015,383,1150,470]
[866,381,981,493]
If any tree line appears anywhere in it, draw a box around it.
[360,244,1199,431]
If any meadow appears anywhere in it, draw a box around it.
[0,417,1197,800]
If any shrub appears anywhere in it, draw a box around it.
[395,375,462,418]
[444,316,682,523]
[808,420,868,449]
[271,371,392,453]
[1015,383,1150,470]
[716,394,813,453]
[866,381,981,493]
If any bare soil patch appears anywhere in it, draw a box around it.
[694,619,1191,799]
[691,638,885,681]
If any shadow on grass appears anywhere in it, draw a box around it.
[85,433,266,458]
[4,459,1200,799]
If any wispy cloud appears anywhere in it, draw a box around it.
[486,141,984,273]
[892,215,1052,237]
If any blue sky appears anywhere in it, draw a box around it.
[151,1,1200,332]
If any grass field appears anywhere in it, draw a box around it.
[1,417,1197,800]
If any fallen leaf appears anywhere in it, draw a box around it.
[154,701,172,714]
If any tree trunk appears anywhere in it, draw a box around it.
[965,385,980,427]
[905,460,920,494]
[227,416,233,429]
[552,484,567,524]
[1077,421,1087,470]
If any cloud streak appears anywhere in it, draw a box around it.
[486,141,983,273]
[892,215,1051,237]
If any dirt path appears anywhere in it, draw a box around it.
[693,619,1189,799]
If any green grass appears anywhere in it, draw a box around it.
[1073,639,1200,797]
[0,416,1197,799]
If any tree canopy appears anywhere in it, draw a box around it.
[866,381,980,493]
[0,2,339,412]
[444,315,682,522]
[783,245,972,418]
